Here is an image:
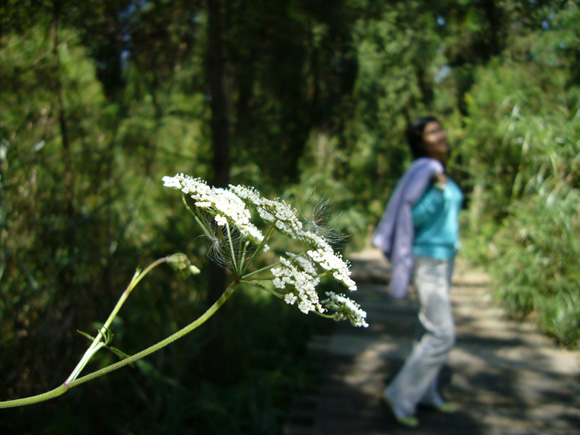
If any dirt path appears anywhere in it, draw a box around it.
[284,248,580,435]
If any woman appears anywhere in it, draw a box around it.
[372,116,463,427]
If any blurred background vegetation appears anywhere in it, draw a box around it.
[1,0,578,433]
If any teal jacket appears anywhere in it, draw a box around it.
[412,178,463,260]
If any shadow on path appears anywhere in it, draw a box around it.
[284,248,580,435]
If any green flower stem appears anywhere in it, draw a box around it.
[241,261,280,279]
[239,240,250,271]
[182,195,215,241]
[0,385,70,409]
[225,221,238,273]
[217,223,236,273]
[242,275,278,281]
[0,281,238,409]
[65,257,171,384]
[70,281,237,386]
[314,312,336,320]
[241,250,309,280]
[64,334,105,385]
[181,195,238,273]
[241,222,277,275]
[316,271,331,279]
[239,280,283,298]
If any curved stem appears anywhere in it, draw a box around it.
[0,282,238,409]
[0,385,71,409]
[314,312,335,320]
[70,281,237,387]
[316,271,331,279]
[65,256,171,384]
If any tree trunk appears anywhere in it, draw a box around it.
[207,0,230,301]
[207,0,231,189]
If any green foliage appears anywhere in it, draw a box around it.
[350,1,440,197]
[489,191,580,348]
[457,2,580,349]
[0,24,131,388]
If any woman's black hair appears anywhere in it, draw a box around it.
[407,116,440,160]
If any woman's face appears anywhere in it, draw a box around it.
[421,121,448,160]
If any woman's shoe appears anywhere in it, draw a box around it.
[420,400,457,413]
[433,402,456,414]
[382,397,420,427]
[395,414,420,428]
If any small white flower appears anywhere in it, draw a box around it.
[230,184,304,237]
[286,253,318,277]
[323,292,368,328]
[215,214,227,226]
[307,248,357,291]
[162,175,183,189]
[271,266,284,277]
[273,256,324,315]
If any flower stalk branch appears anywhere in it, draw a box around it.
[0,281,238,409]
[65,256,170,384]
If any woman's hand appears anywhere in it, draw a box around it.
[433,173,447,191]
[433,173,447,184]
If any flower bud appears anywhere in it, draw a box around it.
[168,253,201,276]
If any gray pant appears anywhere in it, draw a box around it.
[384,256,455,416]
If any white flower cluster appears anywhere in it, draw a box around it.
[163,174,365,326]
[286,252,318,277]
[322,292,369,328]
[231,184,357,292]
[230,185,304,237]
[271,257,323,315]
[307,248,357,291]
[162,174,265,246]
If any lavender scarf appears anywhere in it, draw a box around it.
[372,158,444,299]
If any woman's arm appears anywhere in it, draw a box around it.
[411,178,446,228]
